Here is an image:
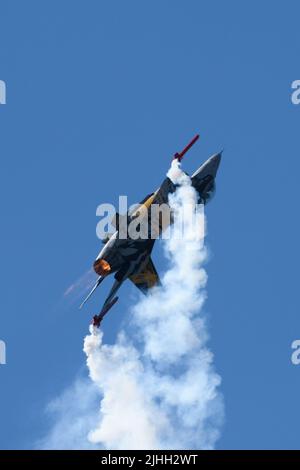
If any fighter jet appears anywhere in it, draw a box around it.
[80,134,221,327]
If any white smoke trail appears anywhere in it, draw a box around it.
[82,160,224,450]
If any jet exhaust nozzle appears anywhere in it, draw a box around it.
[93,258,111,276]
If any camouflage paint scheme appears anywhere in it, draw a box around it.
[80,142,221,327]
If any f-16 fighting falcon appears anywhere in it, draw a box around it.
[80,134,221,327]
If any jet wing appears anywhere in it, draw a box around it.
[129,257,161,294]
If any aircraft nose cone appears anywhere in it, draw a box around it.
[190,150,222,182]
[208,152,222,177]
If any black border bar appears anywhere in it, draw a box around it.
[0,450,300,466]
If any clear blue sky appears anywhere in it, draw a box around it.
[0,0,300,450]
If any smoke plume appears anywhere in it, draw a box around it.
[83,160,223,449]
[39,160,223,449]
